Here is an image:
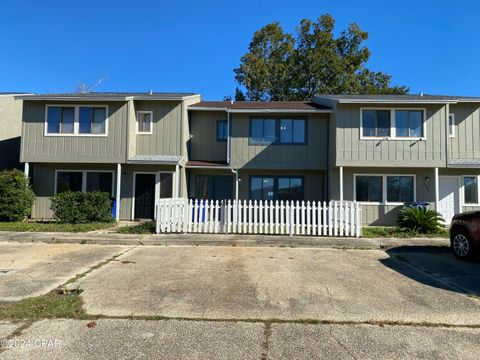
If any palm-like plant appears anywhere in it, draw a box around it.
[396,207,444,234]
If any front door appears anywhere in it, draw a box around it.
[134,174,156,219]
[438,177,460,224]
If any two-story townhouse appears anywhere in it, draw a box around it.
[186,101,331,204]
[17,92,201,221]
[315,94,480,225]
[17,92,480,227]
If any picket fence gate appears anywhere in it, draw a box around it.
[156,198,362,238]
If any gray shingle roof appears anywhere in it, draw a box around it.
[315,94,480,103]
[189,101,331,112]
[449,159,480,168]
[128,155,183,164]
[16,92,199,101]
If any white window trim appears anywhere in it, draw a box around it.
[54,169,115,196]
[136,111,153,135]
[353,173,417,205]
[449,113,455,138]
[461,175,480,206]
[44,104,109,137]
[360,107,427,141]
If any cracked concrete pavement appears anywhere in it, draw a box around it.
[1,241,480,359]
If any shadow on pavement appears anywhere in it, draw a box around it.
[380,246,480,296]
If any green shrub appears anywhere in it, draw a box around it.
[0,169,35,221]
[396,206,444,234]
[50,191,113,224]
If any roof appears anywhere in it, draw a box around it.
[315,94,480,104]
[128,155,183,164]
[186,160,230,168]
[188,101,331,113]
[15,92,200,101]
[449,159,480,168]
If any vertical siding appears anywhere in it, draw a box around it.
[21,101,127,163]
[230,113,329,169]
[135,100,183,156]
[449,103,480,159]
[189,110,228,161]
[335,104,447,167]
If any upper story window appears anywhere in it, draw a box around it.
[45,105,108,136]
[361,108,425,140]
[449,113,455,138]
[216,120,228,142]
[362,110,390,138]
[250,118,306,145]
[395,110,423,138]
[137,111,152,134]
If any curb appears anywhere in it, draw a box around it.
[0,231,450,250]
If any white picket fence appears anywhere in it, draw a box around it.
[156,198,362,237]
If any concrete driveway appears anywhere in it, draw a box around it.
[71,245,480,325]
[0,242,132,301]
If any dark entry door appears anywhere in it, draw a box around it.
[134,174,156,219]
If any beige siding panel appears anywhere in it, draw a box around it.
[449,103,480,159]
[230,113,328,170]
[21,101,127,163]
[189,110,228,162]
[135,100,183,156]
[335,104,447,167]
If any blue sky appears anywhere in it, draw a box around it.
[1,0,479,99]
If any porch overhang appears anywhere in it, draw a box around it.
[448,159,480,168]
[185,160,231,169]
[127,155,183,165]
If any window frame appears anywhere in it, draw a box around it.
[360,108,426,141]
[449,113,455,138]
[216,120,228,142]
[353,173,416,205]
[462,175,480,206]
[54,169,115,196]
[249,117,307,145]
[249,175,304,201]
[136,111,153,135]
[44,104,109,137]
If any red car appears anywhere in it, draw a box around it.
[450,211,480,260]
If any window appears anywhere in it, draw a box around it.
[79,107,107,134]
[86,172,113,195]
[250,118,306,144]
[56,171,83,193]
[47,107,75,134]
[386,176,414,203]
[449,113,455,138]
[362,110,390,137]
[280,119,306,144]
[395,110,423,138]
[355,176,383,202]
[251,118,276,144]
[250,177,304,201]
[56,170,114,195]
[216,120,228,141]
[464,176,478,204]
[137,111,152,134]
[45,105,108,135]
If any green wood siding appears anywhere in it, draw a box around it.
[449,103,480,160]
[21,101,127,163]
[189,110,228,162]
[230,113,328,170]
[334,104,447,167]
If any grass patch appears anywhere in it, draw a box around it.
[362,226,449,239]
[0,221,113,233]
[0,290,87,320]
[117,221,155,234]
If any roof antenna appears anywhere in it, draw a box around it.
[149,90,153,95]
[230,99,234,104]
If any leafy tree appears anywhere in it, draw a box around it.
[234,14,408,101]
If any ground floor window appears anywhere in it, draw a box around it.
[194,175,233,200]
[355,174,415,204]
[250,176,304,201]
[56,170,114,195]
[463,176,478,204]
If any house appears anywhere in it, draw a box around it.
[0,93,30,170]
[16,92,480,226]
